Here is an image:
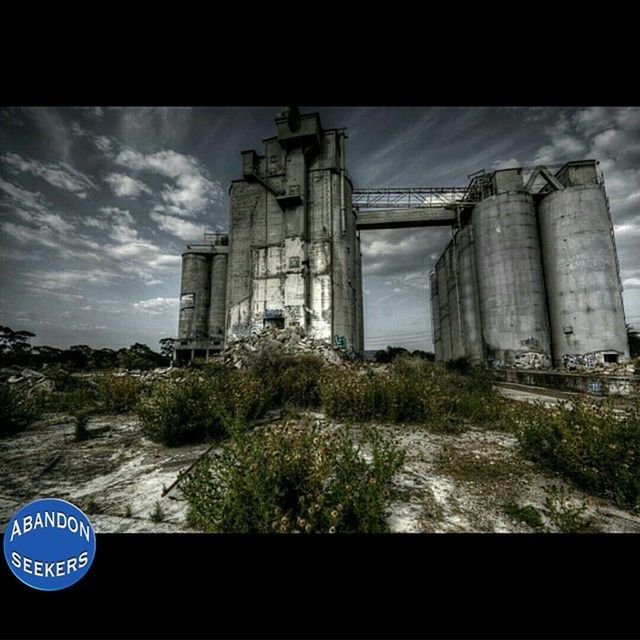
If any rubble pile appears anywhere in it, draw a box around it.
[221,326,346,369]
[561,355,636,376]
[0,367,55,393]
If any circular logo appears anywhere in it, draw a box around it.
[3,498,96,591]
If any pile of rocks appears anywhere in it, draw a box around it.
[0,367,55,393]
[221,326,346,369]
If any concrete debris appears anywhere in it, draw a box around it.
[562,353,636,375]
[220,325,346,369]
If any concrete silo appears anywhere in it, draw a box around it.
[429,270,442,360]
[178,252,211,342]
[537,160,630,366]
[456,224,484,363]
[208,253,228,341]
[175,233,229,363]
[435,255,452,361]
[472,169,552,368]
[445,241,465,360]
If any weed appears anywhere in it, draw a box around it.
[74,412,90,442]
[137,369,271,446]
[543,485,593,533]
[502,501,544,529]
[150,502,165,523]
[0,384,42,437]
[96,374,144,413]
[124,504,132,518]
[179,421,404,533]
[85,496,101,514]
[517,400,640,511]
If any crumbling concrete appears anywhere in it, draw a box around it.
[220,325,346,369]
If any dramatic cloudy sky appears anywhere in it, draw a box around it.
[0,106,639,352]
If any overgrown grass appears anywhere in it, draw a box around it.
[95,374,145,413]
[516,400,640,512]
[179,421,404,533]
[244,349,325,408]
[0,384,43,437]
[137,367,271,446]
[320,356,505,430]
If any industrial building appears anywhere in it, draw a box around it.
[176,108,630,369]
[430,162,630,368]
[175,108,363,363]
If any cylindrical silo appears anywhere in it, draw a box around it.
[538,184,630,366]
[445,242,465,360]
[178,252,211,340]
[456,224,484,363]
[435,256,452,361]
[472,192,551,368]
[208,253,228,340]
[429,271,442,360]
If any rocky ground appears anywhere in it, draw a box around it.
[1,386,639,534]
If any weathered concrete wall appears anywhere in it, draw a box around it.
[225,116,362,351]
[456,224,484,363]
[472,188,552,369]
[429,270,442,361]
[178,252,210,340]
[494,368,640,397]
[445,240,465,360]
[209,254,227,340]
[435,255,452,360]
[538,184,630,366]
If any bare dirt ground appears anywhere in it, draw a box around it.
[1,387,639,533]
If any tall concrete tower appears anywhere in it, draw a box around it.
[225,108,363,350]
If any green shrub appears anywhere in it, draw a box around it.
[179,422,404,533]
[320,358,506,429]
[137,369,271,446]
[543,485,593,533]
[74,412,90,442]
[95,374,144,413]
[245,349,325,408]
[0,384,42,437]
[502,501,544,529]
[44,382,97,414]
[517,400,640,511]
[150,502,165,523]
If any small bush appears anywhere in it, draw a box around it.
[245,349,325,408]
[0,384,42,437]
[516,400,640,511]
[96,374,144,413]
[502,501,543,529]
[150,502,165,523]
[45,384,97,414]
[74,412,90,442]
[543,485,593,533]
[137,369,271,446]
[179,422,404,533]
[85,496,101,514]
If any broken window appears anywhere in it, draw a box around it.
[180,293,195,310]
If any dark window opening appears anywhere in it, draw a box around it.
[603,353,618,363]
[264,317,285,329]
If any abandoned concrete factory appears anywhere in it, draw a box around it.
[175,108,631,369]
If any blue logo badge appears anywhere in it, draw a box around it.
[3,498,96,591]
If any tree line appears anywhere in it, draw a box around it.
[0,326,173,371]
